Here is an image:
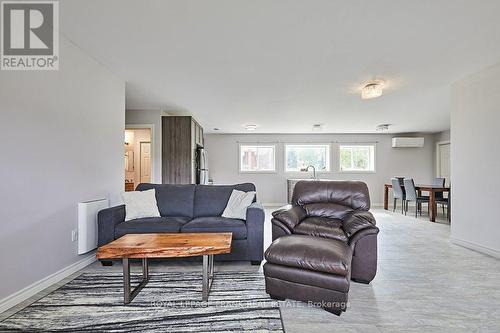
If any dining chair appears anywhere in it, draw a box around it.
[433,178,446,216]
[435,196,450,222]
[391,178,406,214]
[403,178,429,218]
[434,180,450,222]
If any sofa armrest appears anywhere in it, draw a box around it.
[343,211,379,245]
[247,202,265,221]
[97,205,126,247]
[271,205,307,230]
[245,202,265,261]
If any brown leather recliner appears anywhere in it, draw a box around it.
[271,180,379,284]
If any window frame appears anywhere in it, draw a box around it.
[238,143,277,174]
[338,143,376,173]
[284,143,332,173]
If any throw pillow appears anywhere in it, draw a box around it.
[222,190,256,220]
[122,189,161,221]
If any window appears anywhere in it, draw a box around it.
[339,145,375,172]
[285,144,330,172]
[239,145,276,172]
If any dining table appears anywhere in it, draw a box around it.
[384,183,450,222]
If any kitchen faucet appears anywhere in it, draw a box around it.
[300,165,316,179]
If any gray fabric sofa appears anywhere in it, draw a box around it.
[97,183,265,265]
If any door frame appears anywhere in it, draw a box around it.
[125,124,156,183]
[435,140,450,180]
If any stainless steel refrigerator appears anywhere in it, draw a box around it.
[196,148,209,185]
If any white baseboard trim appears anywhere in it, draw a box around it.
[0,253,97,314]
[450,237,500,259]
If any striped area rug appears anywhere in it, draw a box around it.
[0,271,284,332]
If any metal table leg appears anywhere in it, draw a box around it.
[123,258,150,304]
[209,254,214,279]
[202,254,214,302]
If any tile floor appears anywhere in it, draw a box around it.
[2,207,499,332]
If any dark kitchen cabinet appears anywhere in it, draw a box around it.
[162,116,204,184]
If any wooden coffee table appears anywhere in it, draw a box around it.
[96,233,232,304]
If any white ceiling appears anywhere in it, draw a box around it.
[60,0,500,133]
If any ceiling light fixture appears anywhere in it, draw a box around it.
[244,124,257,131]
[376,124,391,131]
[361,81,384,99]
[312,124,323,132]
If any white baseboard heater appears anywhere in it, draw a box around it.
[78,198,109,254]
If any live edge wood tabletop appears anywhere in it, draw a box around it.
[96,233,232,304]
[96,233,233,259]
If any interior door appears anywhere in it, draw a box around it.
[140,142,151,183]
[438,143,451,186]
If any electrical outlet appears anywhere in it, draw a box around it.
[71,230,78,242]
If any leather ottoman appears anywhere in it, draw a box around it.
[263,235,353,315]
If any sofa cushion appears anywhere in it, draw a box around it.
[293,217,348,243]
[292,180,370,211]
[114,216,189,238]
[136,183,195,218]
[194,183,256,217]
[263,263,350,293]
[181,216,247,240]
[303,203,354,220]
[122,189,160,221]
[222,190,256,220]
[265,235,352,276]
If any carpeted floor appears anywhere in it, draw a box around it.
[0,271,283,332]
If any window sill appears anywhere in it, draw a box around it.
[239,171,277,174]
[285,170,333,175]
[338,170,376,174]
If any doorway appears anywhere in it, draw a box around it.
[140,141,151,183]
[436,141,451,186]
[124,128,152,191]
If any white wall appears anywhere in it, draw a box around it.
[125,110,163,183]
[451,62,500,257]
[0,37,125,301]
[205,133,436,205]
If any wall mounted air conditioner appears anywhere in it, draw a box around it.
[392,137,425,148]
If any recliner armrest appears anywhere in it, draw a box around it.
[348,226,379,246]
[97,205,126,247]
[343,211,379,242]
[272,205,307,230]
